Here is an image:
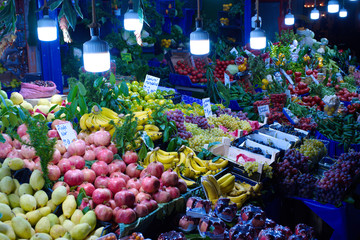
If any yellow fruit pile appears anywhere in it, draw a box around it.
[223,3,232,11]
[161,39,171,48]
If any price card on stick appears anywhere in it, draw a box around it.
[143,74,160,94]
[230,47,239,56]
[257,105,270,117]
[55,122,77,149]
[202,98,212,118]
[224,73,230,88]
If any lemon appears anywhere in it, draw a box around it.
[50,94,62,105]
[10,92,23,105]
[38,99,50,106]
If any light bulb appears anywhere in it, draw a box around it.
[328,0,339,13]
[251,14,262,28]
[190,28,210,55]
[310,8,320,20]
[37,15,57,41]
[83,29,110,73]
[285,12,295,25]
[339,8,347,17]
[250,27,266,50]
[124,9,142,31]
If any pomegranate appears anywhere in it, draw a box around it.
[96,148,114,164]
[57,158,72,174]
[113,207,137,224]
[21,134,30,144]
[145,161,164,179]
[79,198,94,210]
[108,199,116,210]
[95,204,113,221]
[52,181,70,193]
[134,203,149,218]
[161,169,179,187]
[94,176,110,188]
[68,139,86,156]
[177,179,187,194]
[110,172,130,182]
[166,187,180,199]
[135,192,151,203]
[93,129,111,146]
[47,165,61,181]
[20,145,36,159]
[91,160,109,176]
[55,140,66,154]
[69,190,79,198]
[153,190,171,203]
[108,143,118,154]
[34,161,42,172]
[12,139,21,149]
[128,188,139,196]
[23,159,35,171]
[47,129,60,139]
[94,146,106,156]
[108,177,126,194]
[126,163,142,178]
[85,133,95,145]
[69,156,85,169]
[51,149,61,165]
[7,149,22,159]
[63,152,71,158]
[83,149,96,161]
[141,176,160,194]
[77,182,95,196]
[51,119,69,130]
[122,150,138,165]
[126,178,141,190]
[64,168,84,186]
[17,124,28,137]
[114,190,135,208]
[140,199,158,212]
[77,131,89,140]
[109,160,126,173]
[82,168,96,183]
[92,188,112,205]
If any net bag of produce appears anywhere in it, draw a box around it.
[19,81,59,99]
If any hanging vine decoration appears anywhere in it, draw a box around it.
[0,0,17,55]
[47,0,83,43]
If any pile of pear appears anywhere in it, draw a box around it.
[0,161,105,240]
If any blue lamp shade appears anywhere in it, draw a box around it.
[124,9,142,31]
[285,12,295,25]
[310,8,320,20]
[250,27,266,50]
[190,28,210,55]
[83,35,110,73]
[37,15,57,41]
[328,0,339,13]
[339,8,347,17]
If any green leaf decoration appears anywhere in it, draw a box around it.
[73,0,83,18]
[49,0,64,11]
[208,141,221,149]
[0,134,5,143]
[109,73,116,85]
[63,0,77,30]
[138,143,147,161]
[212,156,221,163]
[77,82,87,96]
[67,84,78,102]
[120,81,129,97]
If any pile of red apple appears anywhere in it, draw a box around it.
[335,87,360,102]
[4,120,187,225]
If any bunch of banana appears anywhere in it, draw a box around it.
[132,111,150,126]
[143,147,179,170]
[201,175,222,205]
[217,173,235,194]
[144,124,163,141]
[80,106,121,135]
[227,181,253,197]
[177,146,229,179]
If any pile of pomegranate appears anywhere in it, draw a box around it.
[2,120,187,225]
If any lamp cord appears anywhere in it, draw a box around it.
[256,0,259,22]
[314,0,316,7]
[43,0,47,8]
[289,0,291,11]
[197,0,200,20]
[89,0,99,28]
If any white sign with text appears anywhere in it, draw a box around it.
[258,105,270,117]
[55,123,77,149]
[202,98,212,118]
[143,75,160,94]
[224,73,230,87]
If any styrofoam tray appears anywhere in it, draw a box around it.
[258,128,300,144]
[246,133,291,151]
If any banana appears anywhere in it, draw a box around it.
[101,107,119,119]
[80,113,90,130]
[146,131,162,141]
[201,177,219,201]
[144,124,160,132]
[177,152,186,167]
[206,158,229,171]
[136,125,144,131]
[189,154,208,173]
[94,114,111,128]
[235,182,252,192]
[207,175,222,197]
[157,149,178,157]
[156,152,177,164]
[217,173,233,185]
[228,192,251,208]
[174,167,197,188]
[192,155,207,168]
[108,126,115,137]
[228,188,246,197]
[85,115,95,129]
[219,175,235,194]
[185,154,202,176]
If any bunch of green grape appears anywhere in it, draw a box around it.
[243,162,273,178]
[299,139,327,161]
[185,122,234,151]
[208,115,252,132]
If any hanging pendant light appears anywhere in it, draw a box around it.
[37,0,57,41]
[83,0,110,73]
[124,2,143,31]
[339,0,347,17]
[250,0,266,50]
[328,0,339,13]
[190,0,210,55]
[310,0,320,20]
[284,0,295,26]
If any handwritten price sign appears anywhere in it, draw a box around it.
[202,98,212,118]
[55,123,77,149]
[257,105,270,117]
[143,75,160,94]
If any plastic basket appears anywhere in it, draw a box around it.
[228,100,243,111]
[164,93,182,104]
[181,95,202,105]
[169,73,207,89]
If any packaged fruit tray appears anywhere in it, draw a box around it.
[269,122,309,139]
[232,138,280,160]
[257,127,301,146]
[246,133,292,151]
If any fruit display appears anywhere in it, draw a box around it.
[298,139,327,161]
[208,114,253,132]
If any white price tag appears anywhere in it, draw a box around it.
[285,90,291,99]
[310,75,319,85]
[143,75,160,94]
[230,47,239,56]
[224,73,230,87]
[258,105,270,117]
[202,98,212,118]
[55,123,77,149]
[280,68,294,85]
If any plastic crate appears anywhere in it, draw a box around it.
[164,93,182,104]
[181,95,202,105]
[172,8,195,36]
[228,100,243,111]
[169,73,207,89]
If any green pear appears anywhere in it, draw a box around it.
[12,207,24,214]
[0,232,10,240]
[93,227,104,237]
[18,183,34,196]
[58,215,66,225]
[30,233,52,240]
[46,200,57,212]
[0,176,15,194]
[62,220,75,232]
[1,158,11,168]
[46,213,59,227]
[8,194,20,208]
[8,158,24,171]
[0,221,16,240]
[38,206,51,216]
[25,210,42,226]
[49,225,67,239]
[51,186,67,205]
[34,190,48,208]
[0,167,11,181]
[80,210,96,231]
[29,170,45,191]
[0,192,9,205]
[20,194,37,212]
[70,223,92,240]
[11,216,32,239]
[35,217,51,233]
[70,209,83,225]
[13,179,20,196]
[0,203,14,221]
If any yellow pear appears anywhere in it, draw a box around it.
[20,194,37,212]
[37,99,50,106]
[8,194,20,209]
[50,95,63,105]
[51,186,67,205]
[46,213,59,227]
[0,176,15,194]
[8,158,24,171]
[11,216,32,239]
[30,233,52,240]
[29,170,45,191]
[70,209,83,225]
[18,183,34,196]
[46,200,57,212]
[79,210,96,231]
[93,227,104,237]
[12,207,24,214]
[10,92,23,105]
[49,225,67,239]
[62,220,75,232]
[70,223,92,240]
[25,210,42,226]
[20,101,33,111]
[0,203,14,221]
[62,195,76,218]
[58,215,66,225]
[13,179,20,196]
[34,190,48,208]
[35,217,51,233]
[0,167,11,180]
[0,221,15,240]
[0,192,9,205]
[0,232,10,240]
